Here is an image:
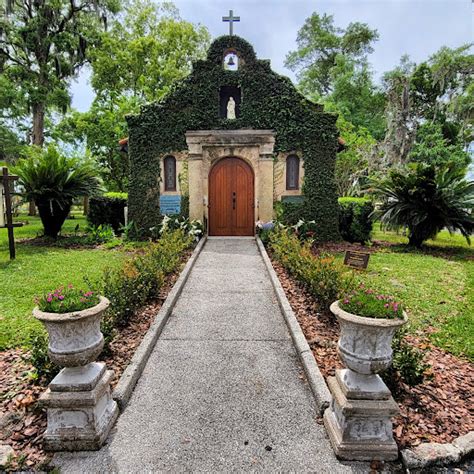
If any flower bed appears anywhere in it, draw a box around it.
[271,257,474,450]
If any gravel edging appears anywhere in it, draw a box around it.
[112,236,207,410]
[256,237,331,414]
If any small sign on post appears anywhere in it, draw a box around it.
[344,250,370,270]
[1,167,23,260]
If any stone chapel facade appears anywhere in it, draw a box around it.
[127,35,340,240]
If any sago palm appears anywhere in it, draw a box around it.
[372,164,474,248]
[14,145,101,238]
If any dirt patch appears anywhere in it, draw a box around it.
[271,257,474,450]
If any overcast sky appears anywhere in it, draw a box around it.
[70,0,474,112]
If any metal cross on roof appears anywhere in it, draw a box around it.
[222,9,240,36]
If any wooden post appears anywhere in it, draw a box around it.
[2,167,22,260]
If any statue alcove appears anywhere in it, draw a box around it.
[219,86,241,119]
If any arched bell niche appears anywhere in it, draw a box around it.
[223,48,243,71]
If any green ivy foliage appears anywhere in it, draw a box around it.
[127,35,340,241]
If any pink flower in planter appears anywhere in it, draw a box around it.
[58,295,65,300]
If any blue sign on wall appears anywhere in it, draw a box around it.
[281,195,305,204]
[160,195,181,215]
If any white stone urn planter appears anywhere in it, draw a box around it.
[331,300,408,375]
[33,296,109,367]
[324,300,408,461]
[34,296,118,451]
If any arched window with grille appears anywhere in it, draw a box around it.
[286,154,300,190]
[164,155,176,191]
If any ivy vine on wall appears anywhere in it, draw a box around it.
[127,35,340,241]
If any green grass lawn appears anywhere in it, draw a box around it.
[0,215,125,350]
[350,226,473,360]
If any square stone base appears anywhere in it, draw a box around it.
[324,375,399,461]
[41,363,119,451]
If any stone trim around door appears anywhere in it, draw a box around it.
[185,130,275,234]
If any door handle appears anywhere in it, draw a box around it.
[232,192,236,210]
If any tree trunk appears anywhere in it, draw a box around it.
[28,200,37,216]
[83,196,89,215]
[36,200,71,239]
[408,233,423,248]
[32,102,45,147]
[28,102,46,216]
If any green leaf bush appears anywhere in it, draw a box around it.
[269,229,352,309]
[88,193,128,233]
[277,197,374,244]
[100,229,192,332]
[383,329,429,387]
[338,197,374,244]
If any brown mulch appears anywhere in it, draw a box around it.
[271,257,474,450]
[0,251,191,471]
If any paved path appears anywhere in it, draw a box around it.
[56,238,361,473]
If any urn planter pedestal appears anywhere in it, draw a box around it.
[34,297,118,451]
[323,301,407,461]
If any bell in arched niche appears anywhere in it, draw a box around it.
[224,52,238,71]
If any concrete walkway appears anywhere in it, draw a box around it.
[56,238,360,473]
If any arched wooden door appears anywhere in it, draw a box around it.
[208,157,254,236]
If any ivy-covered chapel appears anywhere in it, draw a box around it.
[127,35,340,240]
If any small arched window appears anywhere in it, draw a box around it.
[286,155,300,190]
[164,156,176,191]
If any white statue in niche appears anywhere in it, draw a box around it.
[227,97,236,120]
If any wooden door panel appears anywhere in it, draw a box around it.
[209,157,254,236]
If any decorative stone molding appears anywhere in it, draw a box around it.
[185,129,276,224]
[324,301,407,461]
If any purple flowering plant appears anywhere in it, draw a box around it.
[339,283,404,320]
[36,284,100,314]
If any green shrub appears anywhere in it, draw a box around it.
[88,194,128,233]
[104,192,128,200]
[101,229,192,328]
[85,224,116,244]
[275,200,305,226]
[383,329,429,386]
[27,331,60,383]
[372,163,474,248]
[338,197,374,244]
[256,221,276,245]
[14,144,101,238]
[158,215,204,241]
[270,229,352,309]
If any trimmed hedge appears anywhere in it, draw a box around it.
[270,229,352,309]
[127,35,340,241]
[338,197,374,244]
[88,192,128,233]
